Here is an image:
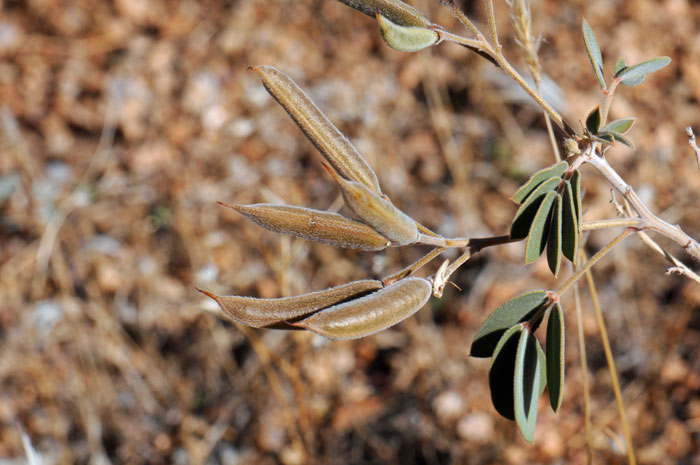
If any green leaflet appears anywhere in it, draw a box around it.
[561,180,579,264]
[546,302,565,412]
[524,191,556,265]
[514,328,542,442]
[511,161,568,204]
[585,106,602,134]
[572,170,582,235]
[511,176,562,240]
[613,56,627,76]
[582,19,606,91]
[471,290,548,358]
[602,118,635,134]
[618,57,671,87]
[598,130,635,149]
[489,325,523,420]
[377,13,439,52]
[546,193,563,276]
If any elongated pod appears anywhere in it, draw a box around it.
[198,280,384,328]
[293,277,432,340]
[323,162,419,245]
[220,202,391,251]
[251,65,382,193]
[337,0,432,27]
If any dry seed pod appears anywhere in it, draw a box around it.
[323,162,419,245]
[337,0,431,27]
[293,277,432,340]
[251,65,382,193]
[220,202,391,251]
[198,280,384,328]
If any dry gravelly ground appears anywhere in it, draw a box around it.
[0,0,699,464]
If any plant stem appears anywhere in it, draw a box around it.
[600,77,621,126]
[582,218,646,231]
[583,258,636,465]
[573,282,594,465]
[382,247,447,285]
[585,152,700,262]
[439,0,482,38]
[490,51,565,131]
[483,0,500,50]
[558,227,634,296]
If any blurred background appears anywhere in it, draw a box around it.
[1,0,699,463]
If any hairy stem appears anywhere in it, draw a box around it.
[382,247,447,285]
[483,0,500,50]
[585,152,700,262]
[582,218,646,231]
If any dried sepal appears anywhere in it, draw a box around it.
[251,65,382,193]
[337,0,431,27]
[219,202,390,251]
[198,280,384,328]
[293,277,432,339]
[323,162,419,245]
[377,12,439,52]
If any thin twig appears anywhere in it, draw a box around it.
[439,0,481,37]
[582,218,646,231]
[584,149,700,262]
[687,127,700,172]
[573,281,593,465]
[583,255,636,465]
[382,247,447,286]
[482,0,500,50]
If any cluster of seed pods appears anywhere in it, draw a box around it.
[200,64,441,338]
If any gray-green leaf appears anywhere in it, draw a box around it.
[598,130,635,149]
[546,194,562,276]
[561,180,579,264]
[618,57,671,87]
[514,328,542,442]
[586,106,602,134]
[571,170,582,235]
[613,56,627,76]
[582,19,606,91]
[602,118,635,134]
[525,191,556,264]
[489,324,523,420]
[511,161,568,204]
[546,302,565,412]
[471,290,549,358]
[511,176,562,240]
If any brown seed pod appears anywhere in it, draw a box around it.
[293,277,432,340]
[251,65,382,193]
[323,162,419,245]
[219,202,391,251]
[198,280,384,328]
[337,0,432,28]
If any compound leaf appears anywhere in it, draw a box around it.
[511,176,561,240]
[511,161,568,204]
